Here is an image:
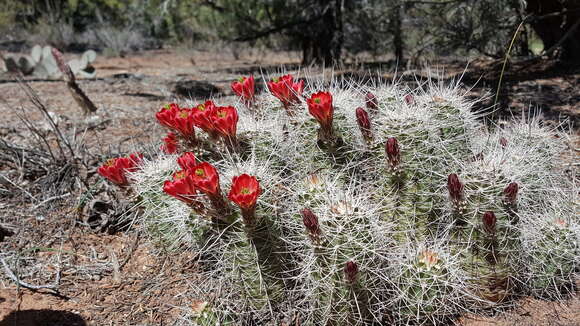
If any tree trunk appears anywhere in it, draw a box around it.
[525,0,580,62]
[301,0,344,66]
[392,1,404,63]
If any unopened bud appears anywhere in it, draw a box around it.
[482,211,497,234]
[301,208,321,238]
[356,107,370,130]
[447,173,464,204]
[344,260,358,284]
[404,94,414,105]
[385,137,401,168]
[499,137,508,148]
[365,92,378,111]
[503,182,518,205]
[355,107,372,142]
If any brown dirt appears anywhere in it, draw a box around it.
[0,49,578,325]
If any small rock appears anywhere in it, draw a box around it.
[0,225,15,242]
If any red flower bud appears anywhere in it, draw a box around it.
[404,94,414,105]
[190,162,221,197]
[307,92,334,130]
[365,92,378,111]
[385,137,401,168]
[98,153,143,186]
[356,107,370,130]
[301,208,320,238]
[344,261,359,284]
[355,107,373,143]
[209,105,238,139]
[177,152,197,171]
[231,75,255,101]
[228,174,261,211]
[503,182,518,205]
[499,137,508,148]
[482,211,497,234]
[161,132,179,154]
[163,170,198,205]
[447,173,464,204]
[267,74,304,107]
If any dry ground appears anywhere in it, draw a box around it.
[0,49,578,325]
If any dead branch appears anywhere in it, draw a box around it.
[1,257,61,291]
[52,47,98,115]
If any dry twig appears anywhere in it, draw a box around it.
[52,47,98,115]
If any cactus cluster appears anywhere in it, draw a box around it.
[2,45,97,78]
[102,73,578,325]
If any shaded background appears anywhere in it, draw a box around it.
[0,0,579,65]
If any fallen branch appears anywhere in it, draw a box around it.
[1,257,60,291]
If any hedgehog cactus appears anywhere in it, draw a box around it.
[99,73,579,325]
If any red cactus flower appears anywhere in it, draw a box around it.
[447,173,464,204]
[404,94,414,105]
[156,103,180,129]
[177,152,197,171]
[228,174,261,211]
[192,101,217,135]
[267,74,304,107]
[301,208,321,238]
[482,211,497,234]
[499,137,508,148]
[161,132,179,154]
[190,162,221,197]
[156,104,196,141]
[98,153,143,186]
[344,261,359,284]
[503,182,519,205]
[231,75,255,102]
[209,105,238,139]
[365,92,378,111]
[173,108,196,139]
[163,170,197,205]
[385,137,401,168]
[307,91,334,129]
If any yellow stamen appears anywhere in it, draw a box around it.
[175,171,186,180]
